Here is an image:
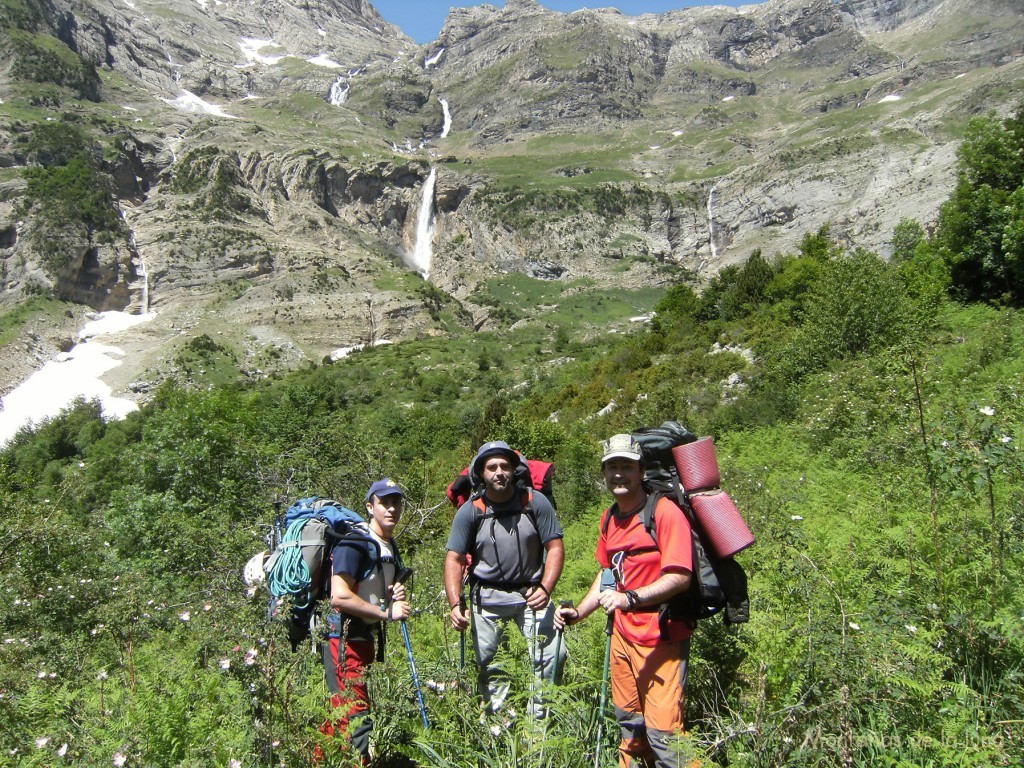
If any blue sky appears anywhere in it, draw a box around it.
[374,1,752,44]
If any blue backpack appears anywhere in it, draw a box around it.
[265,497,380,649]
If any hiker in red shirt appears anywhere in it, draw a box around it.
[556,434,695,768]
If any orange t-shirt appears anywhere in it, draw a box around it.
[596,496,694,645]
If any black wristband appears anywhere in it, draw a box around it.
[624,590,641,612]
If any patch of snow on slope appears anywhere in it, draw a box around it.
[0,311,155,446]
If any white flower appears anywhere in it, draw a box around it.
[36,737,49,748]
[97,670,108,681]
[37,671,46,679]
[849,622,860,631]
[979,406,995,417]
[219,658,231,670]
[203,603,212,612]
[58,743,68,757]
[791,515,804,521]
[245,648,258,666]
[179,612,191,622]
[905,624,918,634]
[1001,435,1012,443]
[230,760,241,768]
[113,753,127,767]
[489,724,501,737]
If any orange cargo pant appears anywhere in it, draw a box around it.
[610,632,692,768]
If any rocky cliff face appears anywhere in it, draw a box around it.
[0,0,1022,400]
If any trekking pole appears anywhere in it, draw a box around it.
[395,566,430,730]
[551,600,573,683]
[400,620,430,729]
[595,569,616,768]
[459,592,467,672]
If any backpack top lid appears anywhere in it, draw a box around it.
[285,496,364,529]
[632,421,698,487]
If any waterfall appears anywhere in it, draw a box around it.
[329,75,349,105]
[706,178,723,264]
[439,98,452,139]
[409,168,437,278]
[138,256,150,315]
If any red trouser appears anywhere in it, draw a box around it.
[319,637,375,764]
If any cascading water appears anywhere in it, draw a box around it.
[409,168,437,278]
[329,75,349,105]
[706,178,723,266]
[439,98,452,139]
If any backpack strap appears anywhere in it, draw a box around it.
[467,489,541,591]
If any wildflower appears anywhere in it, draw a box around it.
[230,760,241,768]
[219,658,231,670]
[849,622,860,631]
[38,671,47,679]
[979,406,995,416]
[36,737,49,748]
[179,612,191,622]
[79,462,86,468]
[1001,435,1012,443]
[791,515,804,521]
[113,753,127,767]
[489,724,501,737]
[58,743,68,757]
[97,670,108,681]
[245,648,258,666]
[905,624,918,634]
[204,603,212,612]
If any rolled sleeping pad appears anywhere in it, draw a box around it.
[688,490,755,558]
[672,436,721,492]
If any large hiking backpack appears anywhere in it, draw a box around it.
[264,496,380,650]
[630,421,751,629]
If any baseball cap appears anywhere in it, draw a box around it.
[365,477,405,502]
[602,433,642,463]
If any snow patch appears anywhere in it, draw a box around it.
[329,339,393,361]
[0,311,156,447]
[160,90,236,118]
[238,38,289,66]
[722,95,735,102]
[878,94,901,103]
[307,54,342,69]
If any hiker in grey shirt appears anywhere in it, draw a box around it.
[444,440,566,718]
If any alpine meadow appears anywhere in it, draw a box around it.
[1,0,1024,766]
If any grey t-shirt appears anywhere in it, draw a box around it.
[446,489,563,607]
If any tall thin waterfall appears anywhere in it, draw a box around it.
[706,178,722,264]
[409,168,437,278]
[439,98,452,139]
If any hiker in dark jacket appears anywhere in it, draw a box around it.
[556,434,695,768]
[444,440,566,718]
[319,478,410,764]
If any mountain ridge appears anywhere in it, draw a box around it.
[0,0,1022,415]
